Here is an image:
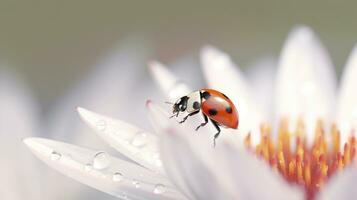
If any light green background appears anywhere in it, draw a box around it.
[1,0,356,105]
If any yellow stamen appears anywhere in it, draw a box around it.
[246,120,356,200]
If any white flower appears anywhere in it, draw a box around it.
[23,26,357,200]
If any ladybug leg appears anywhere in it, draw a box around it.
[210,119,221,147]
[195,114,208,131]
[179,110,199,123]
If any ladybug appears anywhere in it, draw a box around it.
[169,89,239,146]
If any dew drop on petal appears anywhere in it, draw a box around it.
[112,172,123,182]
[93,152,111,170]
[121,192,127,199]
[50,151,61,161]
[153,184,166,194]
[131,132,148,147]
[96,120,107,131]
[84,163,93,172]
[132,179,140,188]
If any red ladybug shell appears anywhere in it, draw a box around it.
[200,89,239,129]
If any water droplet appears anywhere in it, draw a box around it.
[131,132,147,147]
[112,172,123,182]
[50,151,61,161]
[153,184,166,194]
[96,120,106,131]
[93,152,111,170]
[121,192,127,199]
[84,163,93,172]
[132,179,140,188]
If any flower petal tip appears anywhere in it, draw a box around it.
[288,25,316,44]
[23,137,44,150]
[201,45,223,56]
[22,137,52,158]
[76,106,87,115]
[200,45,230,68]
[201,45,227,59]
[292,25,312,33]
[22,137,34,147]
[148,60,190,100]
[148,60,162,69]
[148,60,165,75]
[76,106,95,123]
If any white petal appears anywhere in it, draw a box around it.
[47,38,158,149]
[337,45,357,144]
[160,129,237,200]
[0,69,43,199]
[275,26,337,141]
[23,137,186,200]
[317,165,357,200]
[148,101,303,200]
[200,45,263,144]
[149,61,191,101]
[77,107,163,174]
[216,143,304,200]
[245,57,277,120]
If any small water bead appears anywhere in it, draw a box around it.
[50,151,61,161]
[153,184,166,194]
[112,172,123,182]
[96,120,107,131]
[131,132,148,147]
[132,179,140,188]
[84,163,93,172]
[93,151,111,170]
[121,192,127,199]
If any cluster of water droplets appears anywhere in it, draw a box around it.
[40,119,164,196]
[49,147,167,196]
[94,119,163,168]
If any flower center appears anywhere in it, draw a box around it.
[244,119,356,200]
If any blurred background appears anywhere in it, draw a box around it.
[1,0,357,199]
[1,0,357,108]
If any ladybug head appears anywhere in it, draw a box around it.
[172,96,189,117]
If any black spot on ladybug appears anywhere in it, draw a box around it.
[202,91,211,100]
[208,109,218,116]
[226,106,232,113]
[193,101,200,110]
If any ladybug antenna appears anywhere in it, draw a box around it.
[165,101,174,105]
[169,112,179,119]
